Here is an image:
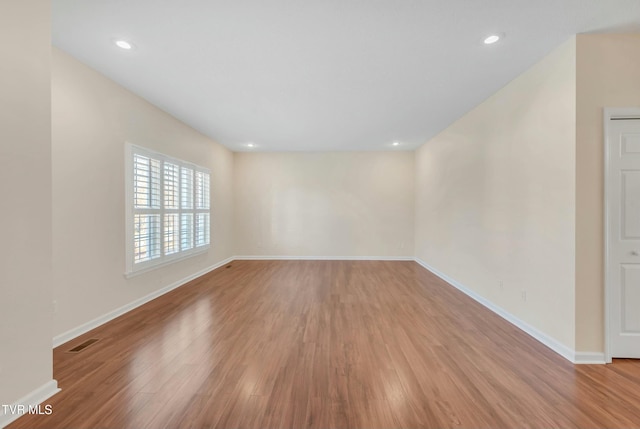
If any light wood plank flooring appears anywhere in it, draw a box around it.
[9,260,640,428]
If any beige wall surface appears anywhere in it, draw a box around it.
[0,0,54,406]
[414,39,577,350]
[576,34,640,353]
[234,152,414,257]
[52,49,235,338]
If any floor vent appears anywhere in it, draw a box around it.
[67,338,99,353]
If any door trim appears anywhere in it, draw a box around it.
[603,107,640,363]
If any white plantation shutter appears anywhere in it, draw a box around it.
[164,213,180,255]
[134,214,160,263]
[126,144,211,275]
[195,171,210,247]
[181,213,194,251]
[180,167,195,251]
[164,162,180,209]
[196,213,210,247]
[181,167,194,209]
[134,155,160,209]
[195,171,210,209]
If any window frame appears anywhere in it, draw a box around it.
[125,143,210,277]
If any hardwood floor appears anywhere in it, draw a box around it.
[9,260,640,428]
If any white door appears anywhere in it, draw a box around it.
[607,117,640,359]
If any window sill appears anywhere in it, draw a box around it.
[124,246,210,279]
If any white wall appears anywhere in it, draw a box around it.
[51,49,235,339]
[414,39,577,351]
[0,0,56,414]
[234,152,414,257]
[575,34,640,353]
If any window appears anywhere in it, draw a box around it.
[126,144,210,276]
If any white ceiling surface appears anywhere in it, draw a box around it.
[52,0,640,152]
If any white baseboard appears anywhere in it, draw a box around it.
[0,380,60,429]
[234,255,414,261]
[414,258,579,364]
[574,352,606,364]
[52,257,234,348]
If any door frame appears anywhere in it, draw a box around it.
[603,107,640,363]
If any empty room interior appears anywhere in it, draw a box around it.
[3,1,640,428]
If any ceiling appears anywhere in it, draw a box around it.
[52,0,640,152]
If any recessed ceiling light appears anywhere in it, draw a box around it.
[484,34,501,45]
[247,143,255,148]
[392,141,400,146]
[114,40,133,50]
